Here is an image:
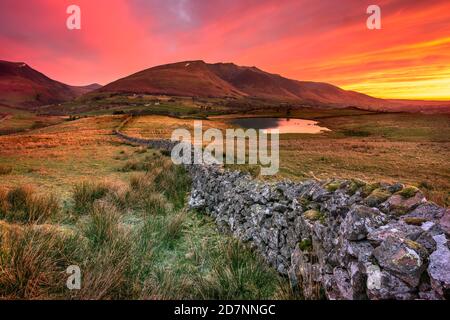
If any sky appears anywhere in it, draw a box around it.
[1,0,449,100]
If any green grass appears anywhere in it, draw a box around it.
[0,149,288,300]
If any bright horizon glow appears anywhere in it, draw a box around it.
[1,0,449,101]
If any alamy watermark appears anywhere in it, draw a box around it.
[170,121,279,176]
[66,5,81,30]
[367,5,382,30]
[66,265,81,290]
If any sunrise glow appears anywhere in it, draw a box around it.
[1,0,449,100]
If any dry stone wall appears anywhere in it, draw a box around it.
[115,130,450,300]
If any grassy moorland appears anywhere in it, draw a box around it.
[0,116,290,299]
[121,109,450,207]
[0,105,63,135]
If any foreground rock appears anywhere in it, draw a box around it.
[187,166,450,300]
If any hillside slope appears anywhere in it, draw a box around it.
[98,60,387,108]
[0,60,100,108]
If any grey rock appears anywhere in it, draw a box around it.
[341,205,387,241]
[373,235,428,287]
[427,235,450,299]
[366,263,417,300]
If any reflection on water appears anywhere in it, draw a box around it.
[230,118,331,134]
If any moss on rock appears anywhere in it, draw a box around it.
[365,188,391,206]
[299,238,313,252]
[396,186,419,199]
[362,182,381,197]
[403,217,428,226]
[348,179,367,195]
[325,181,341,192]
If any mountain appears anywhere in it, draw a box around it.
[95,60,450,112]
[0,60,101,108]
[97,60,388,108]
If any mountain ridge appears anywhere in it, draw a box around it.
[0,60,100,109]
[98,60,385,107]
[1,59,449,113]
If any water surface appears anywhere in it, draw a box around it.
[230,117,331,134]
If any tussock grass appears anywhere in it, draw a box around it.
[141,192,168,215]
[129,172,155,192]
[154,165,191,209]
[140,268,191,300]
[193,240,280,300]
[163,212,185,242]
[0,185,59,223]
[72,237,133,300]
[120,159,146,172]
[84,201,121,247]
[0,226,83,299]
[72,181,111,213]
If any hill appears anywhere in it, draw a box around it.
[94,60,450,113]
[0,60,100,109]
[97,60,383,107]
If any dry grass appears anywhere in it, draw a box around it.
[0,112,290,300]
[0,156,285,300]
[0,115,137,197]
[121,115,229,141]
[0,225,82,299]
[0,185,59,223]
